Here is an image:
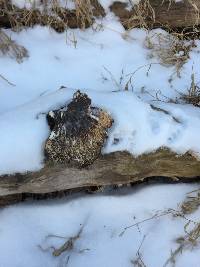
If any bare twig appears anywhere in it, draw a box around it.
[131,235,147,267]
[119,210,171,237]
[0,29,28,63]
[0,73,16,86]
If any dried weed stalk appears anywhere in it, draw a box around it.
[144,32,195,76]
[124,0,155,29]
[131,235,147,267]
[0,0,104,31]
[181,188,200,215]
[180,72,200,106]
[74,0,94,29]
[39,223,85,257]
[164,221,200,267]
[0,29,28,62]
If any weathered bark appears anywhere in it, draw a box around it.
[110,0,200,30]
[0,149,200,206]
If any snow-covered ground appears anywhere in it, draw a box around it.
[11,0,139,10]
[0,184,199,267]
[0,3,200,267]
[1,17,200,174]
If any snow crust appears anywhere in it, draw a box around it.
[99,0,140,10]
[0,184,199,267]
[0,12,200,267]
[12,0,139,10]
[12,0,75,9]
[0,18,200,175]
[12,0,41,9]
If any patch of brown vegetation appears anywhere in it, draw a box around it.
[144,31,195,76]
[180,72,200,106]
[0,28,28,62]
[110,0,200,30]
[181,189,200,214]
[0,0,105,32]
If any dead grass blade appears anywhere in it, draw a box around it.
[52,225,84,257]
[123,0,155,30]
[0,73,15,86]
[179,72,200,106]
[164,221,200,267]
[39,223,85,257]
[181,188,200,215]
[0,29,28,63]
[119,210,171,237]
[131,235,147,267]
[144,32,195,77]
[0,0,105,32]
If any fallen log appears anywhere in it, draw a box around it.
[0,149,200,206]
[0,0,105,32]
[1,0,200,33]
[0,91,200,206]
[110,0,200,30]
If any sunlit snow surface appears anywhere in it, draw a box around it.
[0,18,200,174]
[0,11,200,267]
[0,184,199,267]
[11,0,139,10]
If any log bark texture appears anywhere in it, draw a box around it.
[0,149,200,206]
[1,0,200,31]
[0,0,105,31]
[110,0,200,29]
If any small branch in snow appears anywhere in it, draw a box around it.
[39,216,90,258]
[39,225,84,257]
[126,62,161,77]
[131,234,147,267]
[150,104,181,124]
[102,66,121,91]
[0,73,16,86]
[119,210,171,237]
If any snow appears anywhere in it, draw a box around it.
[12,0,140,10]
[1,86,200,175]
[99,0,140,10]
[0,5,200,267]
[0,183,199,267]
[12,0,41,9]
[12,0,75,10]
[0,18,200,175]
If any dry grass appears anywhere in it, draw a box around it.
[179,72,200,106]
[123,0,200,31]
[164,221,200,267]
[163,193,200,266]
[39,226,82,258]
[51,0,96,29]
[0,29,28,62]
[74,0,94,29]
[0,1,69,32]
[131,235,147,267]
[39,219,89,266]
[144,32,195,76]
[0,0,104,32]
[124,0,155,29]
[119,197,200,267]
[181,189,200,215]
